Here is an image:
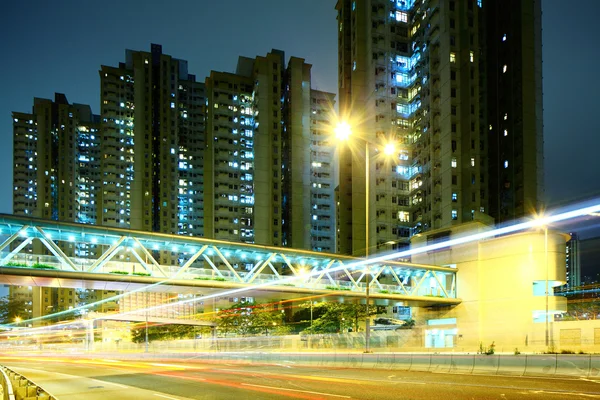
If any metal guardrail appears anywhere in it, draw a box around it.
[0,366,56,400]
[0,367,15,400]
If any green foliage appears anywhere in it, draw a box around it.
[479,341,495,355]
[299,302,387,334]
[194,276,226,281]
[132,272,151,276]
[401,318,415,329]
[0,296,28,324]
[5,262,28,267]
[514,348,521,355]
[31,263,57,270]
[560,349,575,354]
[325,285,350,291]
[216,300,287,336]
[109,271,129,275]
[4,262,56,269]
[130,324,213,343]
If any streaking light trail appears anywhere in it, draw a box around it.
[10,200,600,328]
[118,200,600,317]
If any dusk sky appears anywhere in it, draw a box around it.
[1,0,599,227]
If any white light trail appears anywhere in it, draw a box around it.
[8,200,600,331]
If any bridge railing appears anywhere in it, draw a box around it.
[0,251,454,299]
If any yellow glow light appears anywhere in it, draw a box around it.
[334,122,352,141]
[384,143,396,156]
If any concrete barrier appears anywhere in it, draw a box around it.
[496,354,527,376]
[473,355,500,375]
[409,354,431,371]
[449,354,475,374]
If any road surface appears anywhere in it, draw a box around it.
[2,356,600,399]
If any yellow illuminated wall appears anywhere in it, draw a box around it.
[412,222,568,352]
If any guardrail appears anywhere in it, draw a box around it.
[0,366,56,400]
[0,367,15,400]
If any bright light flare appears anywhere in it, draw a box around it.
[383,143,396,156]
[334,122,352,141]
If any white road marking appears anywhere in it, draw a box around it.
[241,383,352,398]
[154,394,182,400]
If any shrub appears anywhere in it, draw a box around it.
[109,271,129,275]
[479,341,495,355]
[132,272,151,276]
[31,263,57,270]
[5,262,28,267]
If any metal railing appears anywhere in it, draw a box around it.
[0,366,56,400]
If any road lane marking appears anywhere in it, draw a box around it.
[241,383,351,398]
[154,394,182,400]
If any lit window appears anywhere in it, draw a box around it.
[504,160,509,168]
[452,193,457,202]
[502,33,507,42]
[353,61,356,71]
[451,210,458,220]
[395,11,408,22]
[504,113,508,120]
[398,211,410,222]
[451,157,457,168]
[450,52,456,63]
[470,51,474,62]
[503,130,508,137]
[471,157,475,167]
[477,0,482,7]
[503,65,507,73]
[144,59,149,64]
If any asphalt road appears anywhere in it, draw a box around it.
[3,357,600,400]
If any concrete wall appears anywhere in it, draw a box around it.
[412,223,568,352]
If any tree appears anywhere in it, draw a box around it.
[130,324,213,343]
[299,302,387,334]
[216,300,289,336]
[0,296,28,325]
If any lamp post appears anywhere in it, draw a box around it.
[545,226,549,348]
[335,122,396,353]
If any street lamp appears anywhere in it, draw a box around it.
[335,122,397,353]
[544,226,549,348]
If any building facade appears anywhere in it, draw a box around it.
[335,0,543,256]
[11,45,336,319]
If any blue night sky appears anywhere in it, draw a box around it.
[0,0,599,219]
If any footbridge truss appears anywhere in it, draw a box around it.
[0,215,459,306]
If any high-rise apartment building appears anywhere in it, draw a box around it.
[335,0,543,256]
[12,45,336,320]
[13,45,336,258]
[204,50,336,250]
[13,94,100,226]
[99,44,206,241]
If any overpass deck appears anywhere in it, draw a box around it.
[0,214,459,306]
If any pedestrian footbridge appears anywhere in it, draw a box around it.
[0,215,460,306]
